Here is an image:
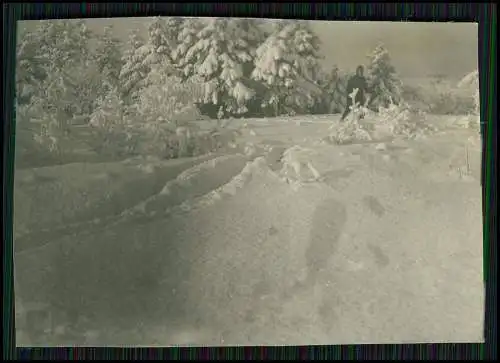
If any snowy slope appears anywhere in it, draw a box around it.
[14,114,484,346]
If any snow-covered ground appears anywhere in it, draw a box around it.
[14,113,484,346]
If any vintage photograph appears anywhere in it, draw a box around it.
[14,17,483,346]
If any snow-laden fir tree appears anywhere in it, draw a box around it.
[93,25,123,92]
[237,18,267,70]
[20,20,95,121]
[251,21,323,116]
[16,20,92,108]
[172,17,205,79]
[17,20,99,153]
[143,17,180,77]
[133,17,205,127]
[175,17,259,117]
[366,44,403,109]
[16,27,49,106]
[163,17,183,52]
[33,20,92,73]
[119,29,150,103]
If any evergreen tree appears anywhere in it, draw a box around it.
[251,21,322,116]
[16,20,92,108]
[175,17,258,116]
[93,25,123,91]
[163,17,183,54]
[172,18,204,79]
[119,29,150,103]
[141,17,185,87]
[144,17,172,67]
[18,20,96,123]
[366,44,403,109]
[16,29,48,106]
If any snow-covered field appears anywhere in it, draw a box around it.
[14,113,484,346]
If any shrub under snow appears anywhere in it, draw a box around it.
[328,89,372,144]
[328,88,438,145]
[89,74,241,160]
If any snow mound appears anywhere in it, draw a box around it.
[192,157,274,210]
[144,156,277,216]
[124,154,249,217]
[279,145,322,183]
[175,155,242,184]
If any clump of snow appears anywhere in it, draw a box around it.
[279,145,322,183]
[244,142,258,157]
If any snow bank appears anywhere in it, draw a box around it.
[122,154,249,218]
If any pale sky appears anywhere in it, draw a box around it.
[19,18,478,80]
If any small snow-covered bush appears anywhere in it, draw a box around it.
[135,74,204,127]
[89,79,241,160]
[384,105,437,139]
[328,88,372,144]
[328,89,439,144]
[364,99,437,140]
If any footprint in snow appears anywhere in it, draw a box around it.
[362,195,386,217]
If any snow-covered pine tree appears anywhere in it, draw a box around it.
[269,19,294,33]
[119,29,150,104]
[144,17,176,71]
[251,21,323,116]
[172,17,205,80]
[16,20,91,108]
[366,43,403,109]
[237,18,267,71]
[54,20,100,122]
[93,25,123,92]
[16,29,49,107]
[175,17,257,117]
[20,20,96,125]
[133,17,204,128]
[163,17,183,51]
